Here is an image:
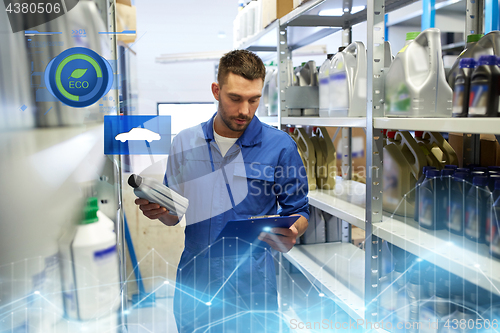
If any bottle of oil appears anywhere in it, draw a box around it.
[419,169,443,230]
[447,172,468,235]
[468,55,500,117]
[452,58,476,117]
[465,176,491,242]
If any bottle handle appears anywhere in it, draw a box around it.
[395,131,426,179]
[295,128,314,160]
[314,126,336,164]
[415,29,443,87]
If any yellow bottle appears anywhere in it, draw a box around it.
[311,127,336,190]
[422,131,459,166]
[290,128,317,191]
[383,131,427,217]
[414,131,443,170]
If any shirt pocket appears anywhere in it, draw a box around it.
[232,163,276,216]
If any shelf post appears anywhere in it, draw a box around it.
[366,0,385,323]
[466,0,484,35]
[485,0,499,33]
[422,0,436,30]
[278,24,291,120]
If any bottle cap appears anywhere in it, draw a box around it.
[382,129,388,136]
[459,58,476,69]
[457,168,470,174]
[478,55,497,66]
[441,169,455,177]
[406,32,420,41]
[467,164,480,170]
[445,164,458,170]
[488,166,500,172]
[81,206,99,225]
[87,197,99,209]
[387,131,396,139]
[426,169,440,178]
[466,34,483,43]
[453,172,468,181]
[473,166,488,172]
[414,131,424,138]
[422,166,436,175]
[473,176,488,187]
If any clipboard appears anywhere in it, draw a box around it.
[206,215,300,257]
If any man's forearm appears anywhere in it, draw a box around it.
[291,214,308,237]
[158,213,180,226]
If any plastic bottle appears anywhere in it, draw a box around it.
[88,197,115,232]
[489,174,500,193]
[383,131,427,217]
[490,196,500,258]
[447,172,468,235]
[447,33,484,89]
[468,55,500,117]
[328,41,367,117]
[319,54,334,117]
[419,169,443,230]
[415,166,437,222]
[311,127,336,190]
[440,169,455,228]
[485,179,500,246]
[489,166,500,173]
[299,60,319,116]
[61,200,121,320]
[465,176,491,243]
[414,131,443,170]
[419,284,454,333]
[421,131,459,166]
[291,128,317,190]
[385,28,452,117]
[452,58,476,117]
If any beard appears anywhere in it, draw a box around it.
[217,98,253,133]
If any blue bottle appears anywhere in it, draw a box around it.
[486,180,500,246]
[419,169,442,230]
[465,176,491,243]
[490,196,500,259]
[447,172,468,235]
[441,169,455,228]
[489,174,500,191]
[488,166,500,173]
[415,166,437,222]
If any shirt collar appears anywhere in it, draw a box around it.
[201,112,263,147]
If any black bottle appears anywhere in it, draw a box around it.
[452,58,476,117]
[468,55,500,117]
[465,176,491,243]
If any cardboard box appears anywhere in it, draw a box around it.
[327,127,366,181]
[448,133,464,167]
[351,226,365,249]
[262,0,294,28]
[449,133,500,167]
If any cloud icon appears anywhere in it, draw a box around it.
[115,127,161,143]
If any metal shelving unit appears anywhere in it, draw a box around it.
[237,0,500,327]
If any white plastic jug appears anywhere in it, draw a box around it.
[319,55,333,116]
[328,42,367,117]
[385,28,453,117]
[300,60,319,116]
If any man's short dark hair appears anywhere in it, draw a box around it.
[217,50,265,88]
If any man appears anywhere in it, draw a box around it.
[135,50,309,332]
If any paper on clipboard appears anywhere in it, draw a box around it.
[206,215,300,257]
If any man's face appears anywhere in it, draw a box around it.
[212,72,263,137]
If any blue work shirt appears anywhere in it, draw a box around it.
[164,113,309,332]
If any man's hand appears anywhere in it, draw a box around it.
[258,225,299,253]
[134,199,179,226]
